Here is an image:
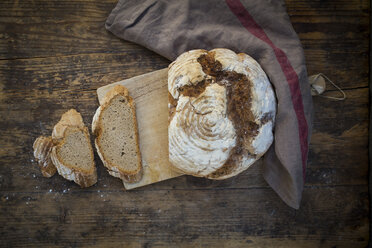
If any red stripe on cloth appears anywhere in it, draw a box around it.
[225,0,309,179]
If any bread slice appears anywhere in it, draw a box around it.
[33,136,57,177]
[50,109,97,187]
[92,85,142,183]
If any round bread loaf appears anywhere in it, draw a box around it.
[168,48,276,179]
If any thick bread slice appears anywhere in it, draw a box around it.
[33,136,57,177]
[51,109,97,187]
[92,85,142,183]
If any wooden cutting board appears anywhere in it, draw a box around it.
[97,68,183,189]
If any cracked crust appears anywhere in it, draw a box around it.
[168,48,276,179]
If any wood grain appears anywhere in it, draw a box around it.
[0,0,368,91]
[0,186,368,247]
[0,0,369,247]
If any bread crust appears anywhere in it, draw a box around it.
[168,48,276,179]
[52,109,85,141]
[92,85,143,183]
[33,136,57,177]
[51,109,97,187]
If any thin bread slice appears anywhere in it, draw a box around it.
[33,136,57,177]
[92,85,142,183]
[51,109,97,187]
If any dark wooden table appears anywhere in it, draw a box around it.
[0,0,370,247]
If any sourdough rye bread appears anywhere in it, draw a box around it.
[168,48,276,179]
[92,85,142,183]
[51,109,97,187]
[33,136,57,177]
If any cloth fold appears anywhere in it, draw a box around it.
[106,0,313,209]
